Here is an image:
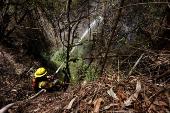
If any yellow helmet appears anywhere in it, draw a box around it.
[35,67,47,78]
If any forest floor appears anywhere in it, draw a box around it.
[0,45,41,109]
[0,45,170,113]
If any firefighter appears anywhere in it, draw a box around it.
[33,67,66,92]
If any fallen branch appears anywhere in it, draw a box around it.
[0,89,45,113]
[156,69,170,80]
[127,53,144,78]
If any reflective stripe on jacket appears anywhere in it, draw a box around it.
[39,81,53,89]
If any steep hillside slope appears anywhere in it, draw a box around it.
[1,49,169,113]
[0,45,42,108]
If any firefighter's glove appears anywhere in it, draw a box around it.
[47,75,52,79]
[47,75,54,82]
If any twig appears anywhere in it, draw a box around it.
[127,53,144,78]
[26,66,34,74]
[118,59,120,82]
[0,89,45,113]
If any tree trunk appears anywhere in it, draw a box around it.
[64,0,72,90]
[100,0,125,76]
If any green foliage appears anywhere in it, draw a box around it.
[72,0,78,5]
[40,47,66,72]
[70,58,88,75]
[85,63,100,83]
[118,37,126,45]
[50,47,67,65]
[69,57,100,83]
[52,48,66,61]
[68,58,87,84]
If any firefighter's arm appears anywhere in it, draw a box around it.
[53,79,66,87]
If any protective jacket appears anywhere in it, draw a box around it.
[33,77,65,92]
[33,67,65,92]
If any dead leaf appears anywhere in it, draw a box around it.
[54,105,61,110]
[148,104,156,112]
[103,103,118,110]
[153,101,168,106]
[134,103,139,110]
[93,99,97,106]
[124,80,141,106]
[130,79,137,84]
[135,80,141,92]
[88,99,92,104]
[93,98,104,113]
[107,88,119,100]
[11,89,17,92]
[129,76,137,84]
[117,86,126,106]
[104,104,113,110]
[67,96,77,109]
[141,93,150,106]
